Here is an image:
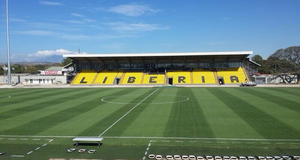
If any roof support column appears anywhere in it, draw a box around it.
[227,55,231,69]
[198,57,200,69]
[212,56,215,69]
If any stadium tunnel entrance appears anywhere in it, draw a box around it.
[218,77,224,85]
[168,78,173,85]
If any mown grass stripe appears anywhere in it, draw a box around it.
[207,88,300,139]
[263,87,300,96]
[164,88,215,138]
[0,88,49,97]
[78,88,156,136]
[120,88,179,137]
[192,88,263,139]
[238,88,300,113]
[0,88,113,135]
[0,89,91,121]
[103,88,163,136]
[0,88,75,108]
[225,88,300,133]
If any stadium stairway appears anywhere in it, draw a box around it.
[213,71,219,85]
[242,67,250,81]
[90,72,99,85]
[118,72,126,85]
[190,71,194,84]
[140,73,145,84]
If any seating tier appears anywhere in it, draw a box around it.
[72,70,97,85]
[216,67,246,84]
[121,72,143,84]
[192,71,216,84]
[167,71,191,84]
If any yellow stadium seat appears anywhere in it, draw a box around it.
[167,71,191,84]
[192,70,216,84]
[72,70,97,85]
[93,71,118,85]
[142,74,165,84]
[121,72,143,84]
[216,67,246,84]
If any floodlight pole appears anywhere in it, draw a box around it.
[6,0,11,85]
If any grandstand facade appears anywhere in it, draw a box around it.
[63,51,258,85]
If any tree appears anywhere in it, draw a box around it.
[25,65,38,74]
[11,64,24,73]
[61,58,72,66]
[266,46,300,83]
[269,46,300,73]
[0,67,4,75]
[251,54,265,73]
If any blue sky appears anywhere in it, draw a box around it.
[0,0,299,62]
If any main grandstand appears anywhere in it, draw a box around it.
[64,51,259,86]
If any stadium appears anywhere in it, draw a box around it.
[0,51,300,160]
[64,51,258,86]
[1,0,300,160]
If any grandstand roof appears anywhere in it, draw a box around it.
[64,51,253,63]
[63,51,252,58]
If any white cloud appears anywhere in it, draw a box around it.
[70,13,85,17]
[221,17,232,20]
[29,49,86,58]
[13,30,137,40]
[106,4,159,16]
[10,18,26,22]
[64,20,85,24]
[106,22,169,32]
[39,1,63,6]
[83,18,96,23]
[12,30,55,36]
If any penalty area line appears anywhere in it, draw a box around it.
[98,88,160,137]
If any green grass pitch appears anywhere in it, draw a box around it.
[0,87,299,159]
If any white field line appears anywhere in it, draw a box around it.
[0,135,74,138]
[142,141,152,160]
[101,136,300,142]
[98,88,159,137]
[1,134,300,142]
[27,151,33,155]
[11,155,25,157]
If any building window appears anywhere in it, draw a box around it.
[30,79,33,83]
